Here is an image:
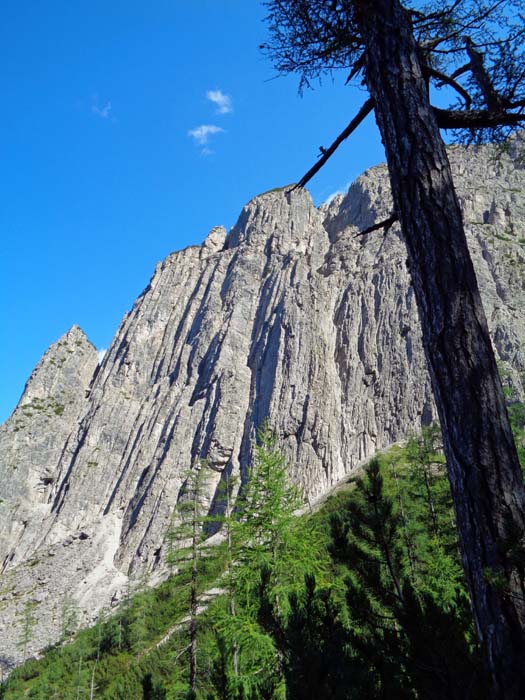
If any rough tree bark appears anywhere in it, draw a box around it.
[353,0,525,696]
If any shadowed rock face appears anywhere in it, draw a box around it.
[1,139,524,668]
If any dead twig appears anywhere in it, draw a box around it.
[354,213,398,237]
[289,97,375,193]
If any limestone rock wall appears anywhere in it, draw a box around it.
[0,139,524,669]
[0,326,98,569]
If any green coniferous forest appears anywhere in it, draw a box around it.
[1,405,524,700]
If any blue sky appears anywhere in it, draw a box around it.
[1,1,386,423]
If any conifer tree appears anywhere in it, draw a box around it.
[403,426,465,607]
[166,461,213,699]
[16,600,37,662]
[210,471,241,683]
[59,594,80,645]
[258,573,361,700]
[330,458,487,699]
[127,570,151,653]
[234,424,324,613]
[210,424,326,699]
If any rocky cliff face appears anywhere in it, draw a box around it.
[0,326,98,568]
[1,139,524,670]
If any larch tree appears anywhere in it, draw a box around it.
[16,600,37,663]
[214,425,325,698]
[329,458,487,699]
[166,461,213,699]
[262,1,525,696]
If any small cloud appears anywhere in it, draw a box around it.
[324,182,352,205]
[97,348,107,363]
[188,124,224,146]
[92,100,112,119]
[206,89,233,114]
[324,190,343,206]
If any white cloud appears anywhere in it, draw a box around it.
[92,100,112,119]
[97,348,107,363]
[324,190,344,206]
[206,89,232,114]
[324,182,352,205]
[188,124,224,146]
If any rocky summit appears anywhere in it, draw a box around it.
[1,138,524,670]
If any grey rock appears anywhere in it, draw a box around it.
[1,138,524,668]
[0,326,98,570]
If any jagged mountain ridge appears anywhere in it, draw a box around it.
[1,139,524,669]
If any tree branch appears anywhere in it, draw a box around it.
[449,62,471,81]
[290,100,523,199]
[419,0,508,54]
[289,97,375,193]
[426,66,472,109]
[354,213,398,237]
[425,65,472,110]
[346,52,366,84]
[411,0,465,24]
[464,37,506,110]
[434,106,525,129]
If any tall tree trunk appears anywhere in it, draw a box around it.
[354,0,525,695]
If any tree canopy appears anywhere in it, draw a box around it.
[263,0,525,136]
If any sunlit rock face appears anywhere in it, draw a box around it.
[0,325,98,568]
[1,138,524,670]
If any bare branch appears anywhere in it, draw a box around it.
[465,37,507,110]
[426,66,472,109]
[354,213,398,237]
[507,66,525,102]
[346,52,366,84]
[291,99,525,198]
[449,62,471,81]
[290,97,374,193]
[419,0,508,54]
[434,106,525,129]
[173,644,191,662]
[411,0,465,25]
[455,27,525,52]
